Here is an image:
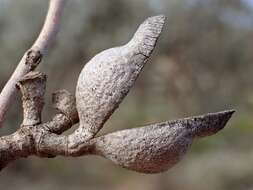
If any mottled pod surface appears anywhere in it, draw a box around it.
[0,12,235,174]
[76,15,166,138]
[91,110,234,173]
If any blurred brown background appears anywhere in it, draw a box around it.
[1,0,253,189]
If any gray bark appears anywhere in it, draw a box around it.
[0,15,234,173]
[0,0,66,128]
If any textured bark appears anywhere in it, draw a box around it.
[16,72,46,126]
[0,128,34,170]
[0,15,235,174]
[0,0,66,128]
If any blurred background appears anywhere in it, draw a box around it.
[0,0,253,189]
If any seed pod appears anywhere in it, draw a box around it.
[75,15,166,139]
[92,110,234,173]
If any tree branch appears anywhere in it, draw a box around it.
[0,104,234,172]
[0,127,34,170]
[0,71,235,172]
[0,0,66,128]
[0,15,235,174]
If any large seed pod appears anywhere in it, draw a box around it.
[91,110,234,173]
[75,15,166,139]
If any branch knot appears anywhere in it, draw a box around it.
[25,50,42,70]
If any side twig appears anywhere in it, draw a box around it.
[0,0,66,128]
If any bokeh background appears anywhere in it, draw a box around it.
[1,0,253,189]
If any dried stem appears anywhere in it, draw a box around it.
[0,15,235,174]
[17,72,46,126]
[0,72,234,172]
[0,0,66,128]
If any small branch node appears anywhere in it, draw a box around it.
[25,50,42,71]
[52,90,78,124]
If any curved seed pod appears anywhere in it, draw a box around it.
[92,110,234,174]
[75,15,166,139]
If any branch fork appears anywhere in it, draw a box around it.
[0,0,66,128]
[0,14,235,174]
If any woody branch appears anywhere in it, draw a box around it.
[0,0,66,128]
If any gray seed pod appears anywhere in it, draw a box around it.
[75,15,166,139]
[92,110,234,173]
